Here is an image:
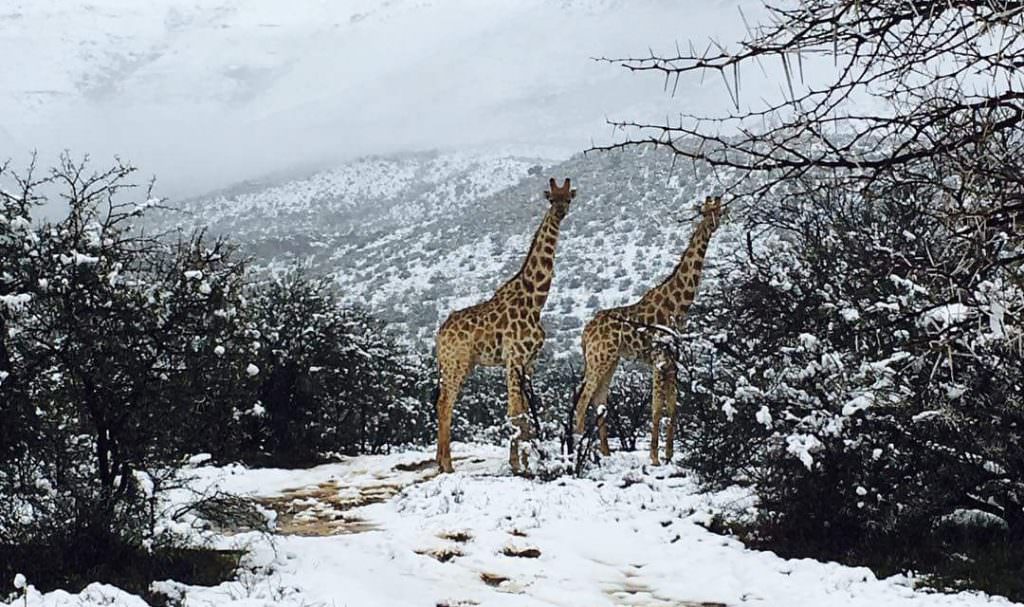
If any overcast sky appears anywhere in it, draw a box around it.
[2,0,774,199]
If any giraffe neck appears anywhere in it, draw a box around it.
[506,207,563,313]
[642,216,717,323]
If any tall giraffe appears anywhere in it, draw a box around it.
[574,196,724,465]
[435,178,576,474]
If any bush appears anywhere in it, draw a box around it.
[234,272,432,465]
[603,368,650,452]
[676,172,1024,588]
[0,156,253,580]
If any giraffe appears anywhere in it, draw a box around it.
[434,178,576,474]
[573,196,724,465]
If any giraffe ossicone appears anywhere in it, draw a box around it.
[574,195,725,466]
[433,177,576,474]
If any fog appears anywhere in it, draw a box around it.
[2,0,783,200]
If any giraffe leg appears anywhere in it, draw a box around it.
[593,362,618,456]
[436,358,470,474]
[662,361,678,463]
[574,373,602,434]
[650,365,664,466]
[506,362,531,475]
[597,418,610,456]
[574,341,618,435]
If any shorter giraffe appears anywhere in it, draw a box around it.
[435,178,576,474]
[573,196,724,465]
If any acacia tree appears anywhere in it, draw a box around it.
[0,158,47,467]
[594,0,1024,581]
[0,155,255,561]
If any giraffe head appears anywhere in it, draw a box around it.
[544,177,576,218]
[699,195,725,229]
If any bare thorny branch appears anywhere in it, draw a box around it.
[592,1,1024,221]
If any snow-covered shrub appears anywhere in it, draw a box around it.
[678,167,1024,561]
[0,156,255,576]
[602,368,651,452]
[236,271,431,465]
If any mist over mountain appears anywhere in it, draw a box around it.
[1,0,766,200]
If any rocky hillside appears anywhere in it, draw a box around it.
[157,147,744,355]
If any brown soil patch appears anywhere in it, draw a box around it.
[256,480,405,537]
[253,456,443,537]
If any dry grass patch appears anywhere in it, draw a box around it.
[438,530,473,543]
[415,547,464,563]
[394,458,437,472]
[479,572,509,587]
[501,545,541,558]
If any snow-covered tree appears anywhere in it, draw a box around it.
[0,155,253,559]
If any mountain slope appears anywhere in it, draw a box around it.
[160,146,742,355]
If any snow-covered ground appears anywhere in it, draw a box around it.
[6,444,1019,607]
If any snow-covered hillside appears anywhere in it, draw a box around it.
[0,0,761,198]
[157,146,740,354]
[5,445,1017,607]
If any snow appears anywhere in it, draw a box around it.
[920,303,973,330]
[245,363,259,377]
[0,293,31,312]
[912,410,943,422]
[786,434,823,471]
[186,453,212,466]
[6,444,1015,607]
[58,252,99,266]
[840,307,861,322]
[842,393,875,416]
[797,332,819,350]
[11,583,149,607]
[988,301,1007,338]
[721,400,738,421]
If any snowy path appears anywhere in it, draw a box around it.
[7,444,1019,606]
